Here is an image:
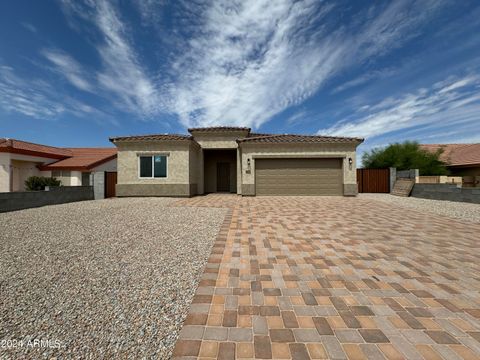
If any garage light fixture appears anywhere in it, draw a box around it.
[348,157,353,170]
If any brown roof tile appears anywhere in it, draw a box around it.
[420,144,480,166]
[109,134,193,142]
[237,134,364,144]
[188,126,251,133]
[0,138,73,159]
[40,148,117,171]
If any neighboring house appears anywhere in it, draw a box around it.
[0,138,117,193]
[110,127,363,197]
[421,144,480,176]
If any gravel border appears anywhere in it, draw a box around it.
[360,193,480,223]
[0,198,227,359]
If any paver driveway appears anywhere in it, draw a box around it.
[172,195,480,360]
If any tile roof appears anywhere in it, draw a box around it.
[0,138,73,159]
[420,144,480,166]
[40,148,117,170]
[188,126,251,133]
[109,134,193,142]
[237,134,364,144]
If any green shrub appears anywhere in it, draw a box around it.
[25,176,62,191]
[362,141,449,176]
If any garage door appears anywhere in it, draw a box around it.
[255,158,343,196]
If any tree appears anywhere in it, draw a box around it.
[25,176,61,191]
[361,141,449,175]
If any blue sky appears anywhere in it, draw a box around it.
[0,0,479,155]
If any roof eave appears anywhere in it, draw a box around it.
[0,147,71,160]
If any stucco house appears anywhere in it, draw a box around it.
[0,138,117,193]
[421,143,480,177]
[110,127,363,197]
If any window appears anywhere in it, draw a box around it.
[139,155,167,178]
[81,172,91,186]
[52,170,71,177]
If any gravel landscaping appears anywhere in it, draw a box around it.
[0,198,227,359]
[360,193,480,223]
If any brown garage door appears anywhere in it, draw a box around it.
[255,158,343,196]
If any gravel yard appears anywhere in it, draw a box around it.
[360,193,480,223]
[0,198,227,359]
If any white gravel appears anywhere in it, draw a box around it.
[360,193,480,223]
[0,198,227,359]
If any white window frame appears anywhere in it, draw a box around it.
[138,155,168,179]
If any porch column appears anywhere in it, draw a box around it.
[237,147,242,195]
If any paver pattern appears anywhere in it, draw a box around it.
[172,195,480,359]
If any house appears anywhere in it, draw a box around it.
[110,127,363,197]
[0,138,117,194]
[421,144,480,177]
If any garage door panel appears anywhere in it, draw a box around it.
[255,158,343,196]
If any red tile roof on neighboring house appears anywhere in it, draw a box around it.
[237,134,364,144]
[421,144,480,166]
[0,138,73,159]
[40,148,117,171]
[188,126,251,133]
[110,134,193,142]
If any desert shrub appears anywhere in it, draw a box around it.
[25,176,61,191]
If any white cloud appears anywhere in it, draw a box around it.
[42,49,93,92]
[0,65,110,121]
[167,0,448,128]
[13,0,452,128]
[319,75,480,141]
[93,0,160,116]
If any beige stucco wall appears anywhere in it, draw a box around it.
[11,160,44,191]
[114,140,199,196]
[190,132,246,149]
[116,141,192,184]
[239,142,359,195]
[0,153,10,192]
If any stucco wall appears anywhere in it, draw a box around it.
[191,132,246,149]
[188,146,201,195]
[92,158,117,172]
[239,143,358,195]
[0,153,10,192]
[115,141,197,196]
[11,160,45,191]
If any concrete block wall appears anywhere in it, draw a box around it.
[0,186,94,213]
[411,184,480,204]
[93,172,105,199]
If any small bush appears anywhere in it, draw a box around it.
[25,176,62,191]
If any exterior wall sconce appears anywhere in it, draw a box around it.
[348,157,353,170]
[246,158,251,174]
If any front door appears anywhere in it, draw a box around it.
[216,162,230,192]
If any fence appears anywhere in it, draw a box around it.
[416,176,463,184]
[411,184,480,204]
[357,168,390,193]
[0,186,94,213]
